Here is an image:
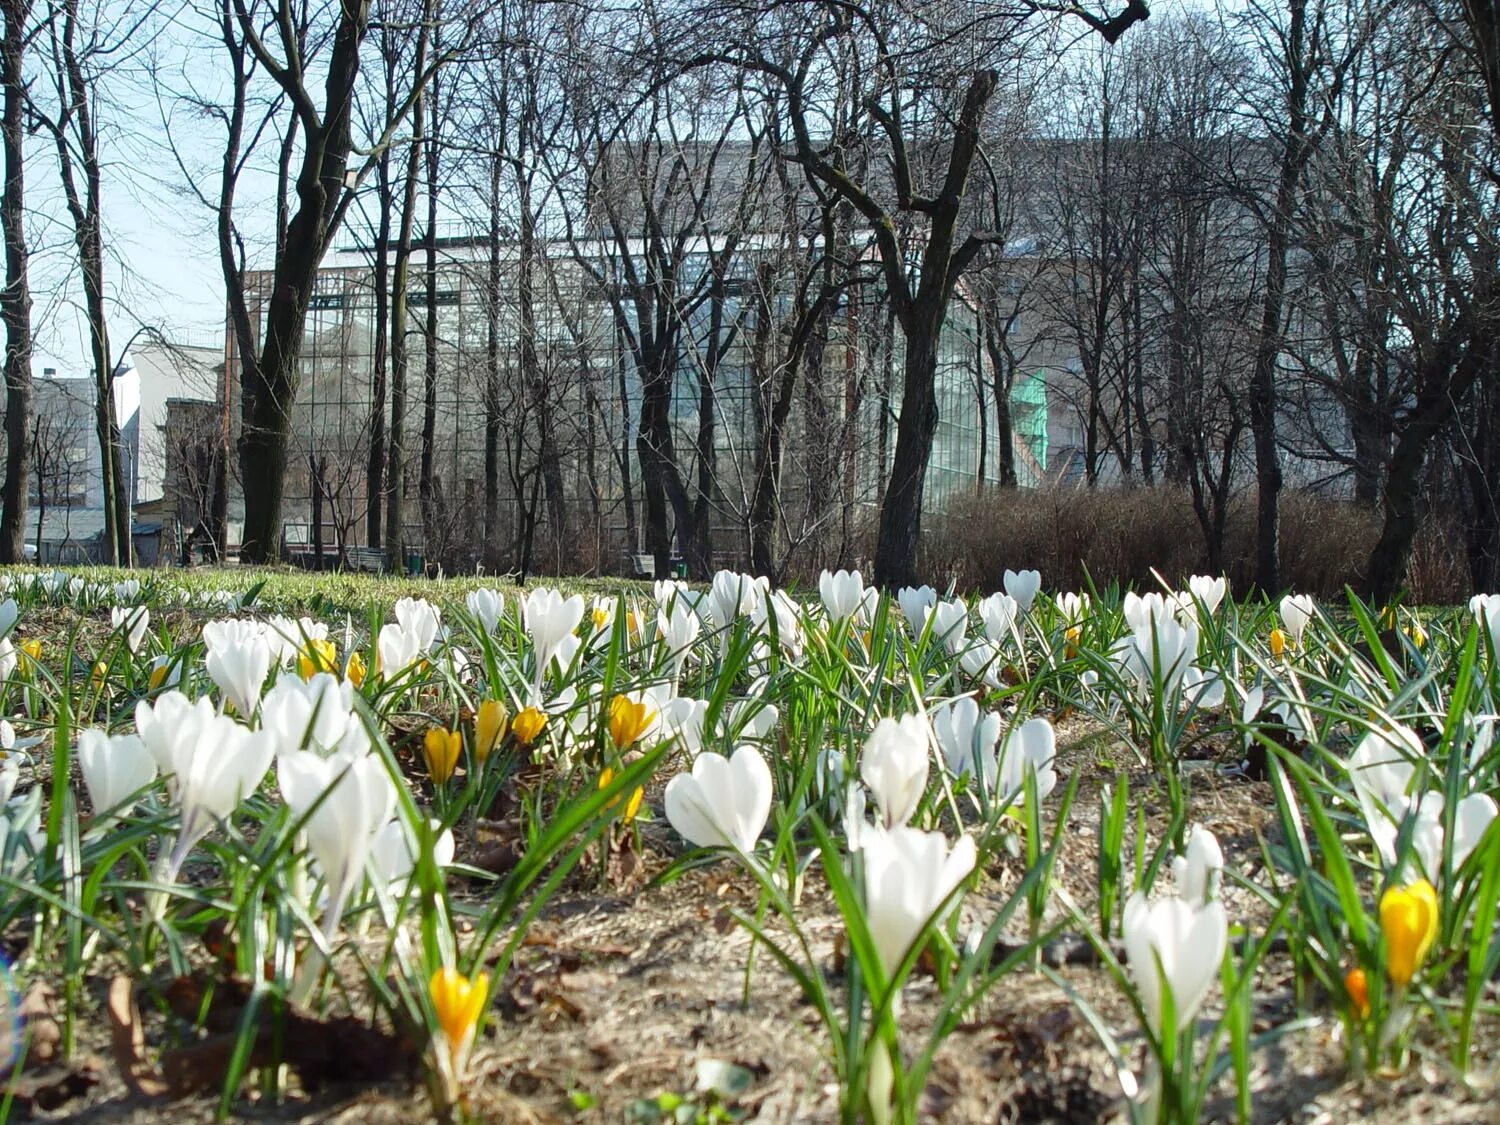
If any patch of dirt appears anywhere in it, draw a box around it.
[6,618,1496,1125]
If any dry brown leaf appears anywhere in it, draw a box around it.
[105,975,169,1098]
[20,981,60,1068]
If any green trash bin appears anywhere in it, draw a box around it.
[405,551,423,576]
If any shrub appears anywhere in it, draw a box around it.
[922,485,1469,601]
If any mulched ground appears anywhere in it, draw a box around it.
[13,715,1499,1122]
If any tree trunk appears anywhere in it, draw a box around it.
[982,315,1017,488]
[1348,383,1385,507]
[1366,320,1496,603]
[238,0,370,563]
[366,148,391,549]
[385,75,425,569]
[50,0,127,564]
[482,153,502,569]
[418,80,439,546]
[0,0,32,565]
[1247,0,1312,596]
[636,341,695,579]
[873,317,942,589]
[310,453,324,570]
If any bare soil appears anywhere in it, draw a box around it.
[15,721,1500,1123]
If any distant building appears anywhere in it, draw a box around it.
[219,235,1079,573]
[24,366,141,562]
[126,338,224,505]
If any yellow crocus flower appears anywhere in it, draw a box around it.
[1380,880,1438,988]
[298,638,336,680]
[345,650,367,687]
[429,966,490,1056]
[591,607,610,631]
[608,695,653,749]
[511,706,546,746]
[1344,967,1370,1020]
[474,698,508,764]
[18,639,40,670]
[148,661,170,691]
[598,767,645,824]
[1269,628,1289,658]
[423,727,462,785]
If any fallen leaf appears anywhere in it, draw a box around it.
[21,981,61,1068]
[106,976,168,1097]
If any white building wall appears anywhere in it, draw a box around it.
[128,340,223,503]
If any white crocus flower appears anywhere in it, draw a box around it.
[707,570,767,630]
[1171,824,1224,905]
[394,597,442,652]
[751,588,804,661]
[958,639,1003,688]
[1123,592,1171,635]
[658,696,709,757]
[369,816,456,900]
[1279,594,1315,646]
[1348,724,1497,877]
[114,579,142,603]
[653,578,689,610]
[260,673,368,758]
[202,620,272,717]
[657,601,701,681]
[77,729,158,819]
[111,606,150,654]
[136,691,276,879]
[896,586,936,637]
[1470,594,1500,653]
[976,592,1019,644]
[861,825,977,975]
[265,616,328,666]
[0,598,17,641]
[994,717,1058,805]
[465,588,505,634]
[930,697,1001,782]
[819,569,866,625]
[1112,616,1197,700]
[522,587,585,691]
[664,745,773,853]
[1187,575,1227,616]
[860,715,930,830]
[1056,591,1091,624]
[1003,569,1042,612]
[279,747,396,933]
[1123,890,1228,1035]
[725,697,778,742]
[928,598,968,655]
[376,622,424,680]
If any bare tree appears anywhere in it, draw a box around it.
[34,0,151,565]
[0,0,32,564]
[702,0,1151,588]
[221,0,453,562]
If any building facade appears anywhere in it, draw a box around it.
[222,235,1080,574]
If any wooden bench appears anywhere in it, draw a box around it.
[346,546,389,573]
